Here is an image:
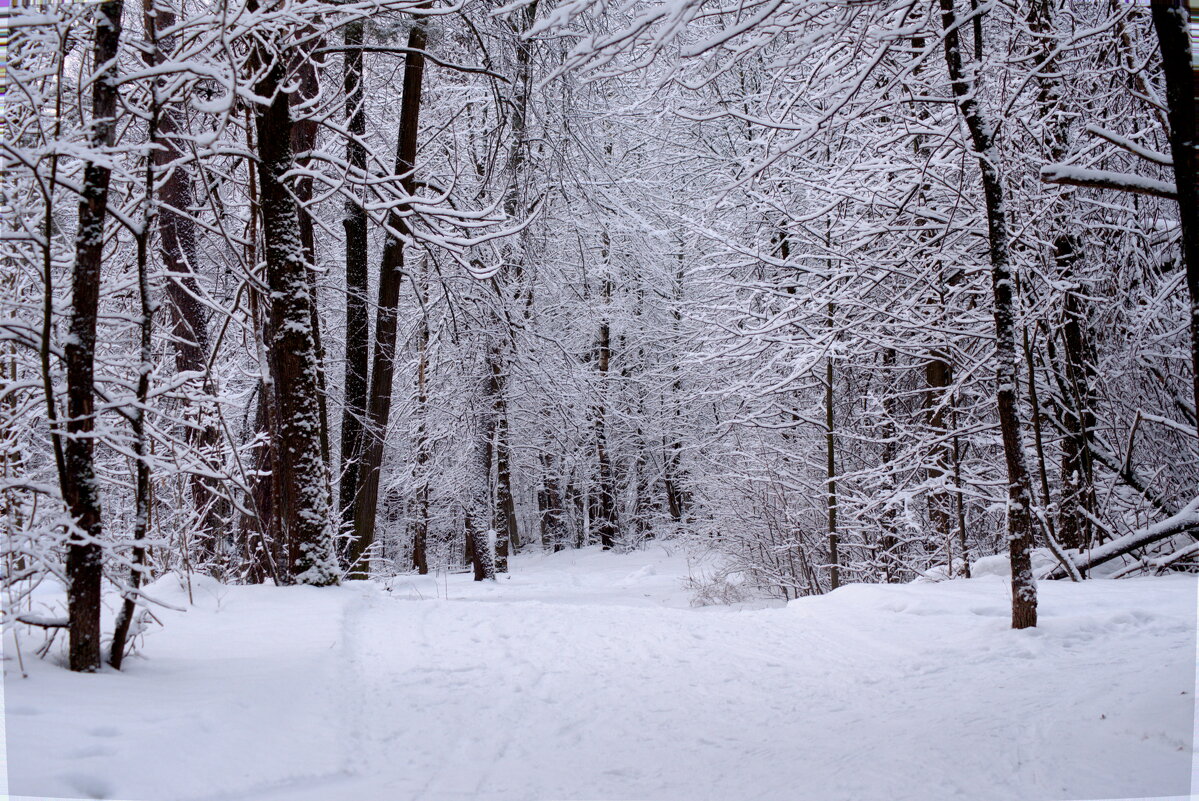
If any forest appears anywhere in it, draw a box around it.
[2,0,1197,798]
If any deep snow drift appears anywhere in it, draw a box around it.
[3,544,1196,801]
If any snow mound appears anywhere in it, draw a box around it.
[970,547,1062,579]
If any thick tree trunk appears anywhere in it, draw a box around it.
[241,143,284,585]
[1055,288,1098,552]
[1151,0,1199,424]
[338,18,370,540]
[64,0,124,673]
[245,375,284,584]
[253,55,338,586]
[290,42,333,485]
[940,0,1038,628]
[350,16,428,576]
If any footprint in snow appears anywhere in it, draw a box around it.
[86,726,120,738]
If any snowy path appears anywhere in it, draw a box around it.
[4,545,1196,801]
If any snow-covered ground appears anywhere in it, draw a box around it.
[3,544,1196,801]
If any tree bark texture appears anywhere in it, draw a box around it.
[64,0,125,672]
[253,54,339,586]
[142,0,229,570]
[338,18,370,539]
[940,0,1038,628]
[350,14,428,576]
[1151,0,1199,427]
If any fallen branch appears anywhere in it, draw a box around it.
[1044,495,1199,579]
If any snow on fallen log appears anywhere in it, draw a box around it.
[1045,495,1199,579]
[1040,164,1177,200]
[15,614,70,629]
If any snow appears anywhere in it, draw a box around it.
[4,545,1196,801]
[1040,164,1178,199]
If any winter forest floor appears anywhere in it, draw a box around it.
[3,545,1197,801]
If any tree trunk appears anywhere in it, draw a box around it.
[350,15,428,576]
[924,350,953,550]
[951,401,971,577]
[253,53,338,586]
[290,41,333,487]
[411,259,430,575]
[466,404,497,581]
[663,251,689,525]
[482,6,539,567]
[338,18,371,540]
[1055,284,1098,551]
[140,0,227,567]
[111,0,159,667]
[1027,0,1097,553]
[489,346,518,572]
[825,302,840,590]
[593,273,618,550]
[538,452,567,551]
[1150,0,1199,427]
[878,347,901,582]
[940,0,1037,628]
[64,0,124,673]
[241,136,284,586]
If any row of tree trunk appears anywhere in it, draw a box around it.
[52,0,1199,673]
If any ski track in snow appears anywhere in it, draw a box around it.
[3,544,1196,801]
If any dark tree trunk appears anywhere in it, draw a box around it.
[1055,285,1098,552]
[951,402,971,577]
[480,6,539,568]
[143,0,228,567]
[64,0,124,673]
[350,15,428,576]
[593,322,618,549]
[538,452,567,551]
[253,53,338,586]
[1027,0,1097,553]
[924,350,953,549]
[466,407,496,581]
[488,345,518,572]
[338,18,370,540]
[111,0,159,668]
[825,303,840,591]
[878,347,901,583]
[663,252,689,525]
[109,227,152,670]
[940,0,1038,628]
[411,260,430,575]
[1151,0,1199,425]
[245,376,284,584]
[289,40,333,485]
